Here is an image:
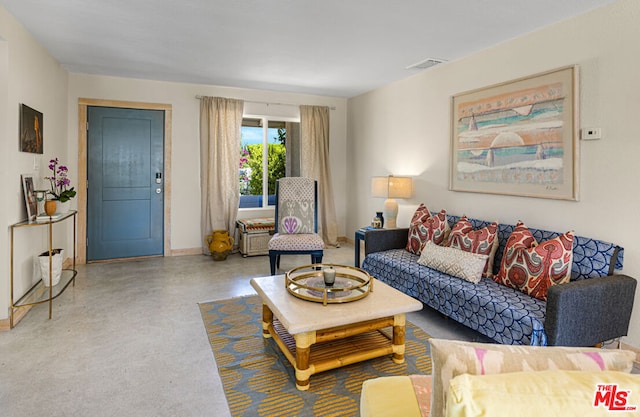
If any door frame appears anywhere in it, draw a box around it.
[77,98,172,264]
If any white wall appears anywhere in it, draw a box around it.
[68,74,348,252]
[0,3,348,323]
[0,7,70,322]
[347,0,640,346]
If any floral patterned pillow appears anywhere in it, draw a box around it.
[406,209,449,255]
[447,216,499,277]
[494,221,574,301]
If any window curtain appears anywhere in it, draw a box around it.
[300,105,339,247]
[199,96,244,253]
[285,121,301,177]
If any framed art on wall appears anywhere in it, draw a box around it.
[20,103,44,154]
[22,174,37,221]
[450,66,579,200]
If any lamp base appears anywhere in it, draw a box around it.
[383,198,398,229]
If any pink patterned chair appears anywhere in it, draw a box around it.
[268,177,324,275]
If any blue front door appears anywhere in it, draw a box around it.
[87,107,164,261]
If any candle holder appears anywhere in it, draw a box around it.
[34,190,47,216]
[323,267,336,286]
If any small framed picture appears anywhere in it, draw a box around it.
[20,104,43,154]
[21,174,37,221]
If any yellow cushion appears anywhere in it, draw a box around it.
[429,338,636,417]
[446,370,640,417]
[360,376,422,417]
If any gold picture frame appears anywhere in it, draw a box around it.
[450,66,579,200]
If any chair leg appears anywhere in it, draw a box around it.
[276,255,281,270]
[269,254,277,275]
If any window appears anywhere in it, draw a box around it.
[239,117,300,208]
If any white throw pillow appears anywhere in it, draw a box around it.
[417,241,488,284]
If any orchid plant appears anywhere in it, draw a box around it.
[45,158,76,202]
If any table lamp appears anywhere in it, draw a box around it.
[371,175,413,228]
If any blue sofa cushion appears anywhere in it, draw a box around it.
[363,249,547,345]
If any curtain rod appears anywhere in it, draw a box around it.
[195,95,336,110]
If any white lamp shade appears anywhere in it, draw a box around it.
[371,177,389,198]
[371,176,413,199]
[388,176,413,198]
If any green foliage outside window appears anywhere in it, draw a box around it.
[239,127,287,198]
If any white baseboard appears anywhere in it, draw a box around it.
[169,247,202,256]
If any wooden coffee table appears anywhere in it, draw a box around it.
[250,274,423,390]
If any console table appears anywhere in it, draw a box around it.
[9,211,78,328]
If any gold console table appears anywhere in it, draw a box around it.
[9,211,78,328]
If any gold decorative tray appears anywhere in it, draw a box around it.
[285,264,373,305]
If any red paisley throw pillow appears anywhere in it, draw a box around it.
[448,216,499,277]
[410,203,431,225]
[494,221,574,301]
[406,204,432,254]
[406,209,449,255]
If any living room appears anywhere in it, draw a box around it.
[1,0,639,414]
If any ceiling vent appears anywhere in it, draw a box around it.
[405,58,447,71]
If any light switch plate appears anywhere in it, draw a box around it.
[581,127,602,140]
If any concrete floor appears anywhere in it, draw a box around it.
[0,244,490,417]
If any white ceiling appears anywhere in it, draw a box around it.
[0,0,617,98]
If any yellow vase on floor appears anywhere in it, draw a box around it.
[206,230,234,261]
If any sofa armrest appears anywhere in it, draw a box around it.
[364,228,409,256]
[545,274,637,347]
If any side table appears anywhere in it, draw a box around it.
[355,227,379,267]
[355,227,406,267]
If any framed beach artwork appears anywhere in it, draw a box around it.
[450,66,579,200]
[20,104,44,154]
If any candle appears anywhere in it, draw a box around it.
[323,267,336,286]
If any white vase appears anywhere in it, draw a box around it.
[38,249,64,287]
[56,201,71,214]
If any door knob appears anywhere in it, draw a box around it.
[156,188,162,194]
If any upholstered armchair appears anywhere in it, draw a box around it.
[268,177,324,275]
[360,338,640,417]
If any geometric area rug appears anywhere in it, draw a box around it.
[199,295,432,417]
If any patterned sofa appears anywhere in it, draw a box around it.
[361,214,637,346]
